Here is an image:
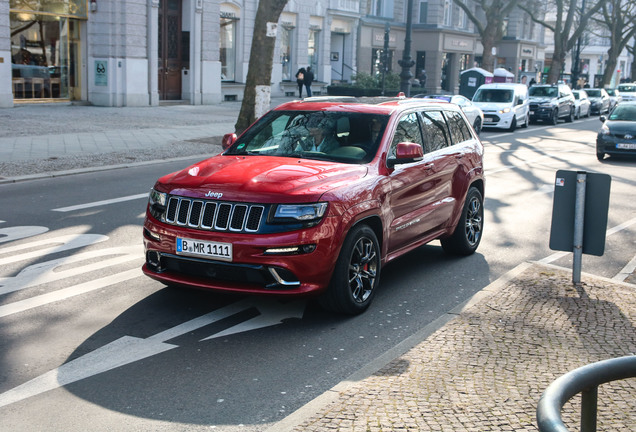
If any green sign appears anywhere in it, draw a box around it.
[95,60,107,86]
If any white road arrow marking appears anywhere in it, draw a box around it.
[0,234,108,266]
[202,299,306,340]
[52,193,148,212]
[0,226,49,244]
[0,298,306,408]
[0,245,143,295]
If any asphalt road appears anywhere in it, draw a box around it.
[1,116,635,431]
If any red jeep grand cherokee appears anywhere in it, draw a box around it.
[143,96,484,314]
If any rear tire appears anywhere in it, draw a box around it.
[320,225,380,315]
[441,187,483,256]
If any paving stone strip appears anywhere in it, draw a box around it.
[293,264,636,432]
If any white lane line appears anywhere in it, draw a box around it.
[0,268,142,318]
[539,216,636,265]
[613,255,636,282]
[52,193,148,212]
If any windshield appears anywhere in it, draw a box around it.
[573,92,580,100]
[608,105,636,121]
[606,89,616,96]
[473,89,513,103]
[586,89,601,97]
[618,84,636,92]
[529,86,557,97]
[225,110,389,164]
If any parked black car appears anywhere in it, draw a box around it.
[528,83,576,125]
[596,101,636,161]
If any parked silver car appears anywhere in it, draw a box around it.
[572,90,591,119]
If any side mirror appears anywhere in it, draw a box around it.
[387,142,424,168]
[222,133,237,150]
[599,116,606,122]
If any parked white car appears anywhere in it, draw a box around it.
[572,90,591,119]
[472,83,530,131]
[416,94,485,135]
[616,83,636,102]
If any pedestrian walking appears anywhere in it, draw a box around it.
[304,66,315,97]
[295,67,306,98]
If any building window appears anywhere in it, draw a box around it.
[419,0,428,23]
[371,0,393,18]
[309,29,320,77]
[443,0,452,26]
[220,16,238,81]
[280,26,294,81]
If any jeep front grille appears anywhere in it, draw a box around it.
[165,196,265,233]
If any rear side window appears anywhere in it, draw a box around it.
[420,111,450,153]
[443,110,472,144]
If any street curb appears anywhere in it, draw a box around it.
[0,154,211,185]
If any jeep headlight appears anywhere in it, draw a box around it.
[149,188,167,207]
[539,102,553,108]
[273,203,328,222]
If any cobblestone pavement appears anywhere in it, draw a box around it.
[282,264,635,432]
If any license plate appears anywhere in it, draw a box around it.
[529,111,535,115]
[616,143,636,150]
[484,116,494,122]
[176,237,232,261]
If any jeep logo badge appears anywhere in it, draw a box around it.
[205,191,223,199]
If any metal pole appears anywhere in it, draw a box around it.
[573,172,586,285]
[382,22,390,96]
[398,0,415,96]
[581,386,598,432]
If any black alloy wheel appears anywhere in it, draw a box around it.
[320,225,380,315]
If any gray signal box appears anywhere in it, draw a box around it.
[549,170,611,256]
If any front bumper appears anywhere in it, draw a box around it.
[481,112,513,129]
[529,106,554,121]
[596,135,636,157]
[142,215,341,296]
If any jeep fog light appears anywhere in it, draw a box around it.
[264,244,317,255]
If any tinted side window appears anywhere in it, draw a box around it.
[444,110,472,144]
[420,111,450,153]
[389,112,424,158]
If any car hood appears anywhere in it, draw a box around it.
[156,155,369,203]
[604,121,636,134]
[528,96,555,103]
[588,97,604,101]
[472,102,513,111]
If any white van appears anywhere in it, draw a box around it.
[472,83,530,131]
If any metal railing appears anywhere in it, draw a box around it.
[536,355,636,432]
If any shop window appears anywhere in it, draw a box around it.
[220,16,238,81]
[309,29,320,77]
[10,13,74,100]
[280,26,294,81]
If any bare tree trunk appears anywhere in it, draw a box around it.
[235,0,289,135]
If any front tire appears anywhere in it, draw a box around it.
[508,116,517,132]
[551,109,559,125]
[441,187,484,256]
[473,118,482,135]
[320,225,380,315]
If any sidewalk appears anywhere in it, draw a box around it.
[1,100,635,431]
[273,262,635,432]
